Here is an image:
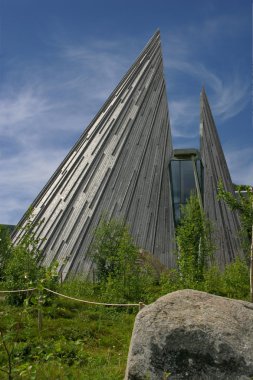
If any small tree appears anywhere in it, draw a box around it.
[4,210,51,305]
[89,218,155,302]
[176,193,214,287]
[5,245,43,306]
[218,182,253,302]
[223,257,250,300]
[90,218,135,282]
[217,181,253,253]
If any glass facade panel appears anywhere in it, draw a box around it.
[180,160,195,203]
[170,160,180,203]
[170,156,203,225]
[174,204,180,224]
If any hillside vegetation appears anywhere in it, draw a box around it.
[0,188,251,379]
[0,294,135,379]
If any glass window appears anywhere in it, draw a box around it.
[180,160,195,203]
[174,203,181,225]
[170,160,180,203]
[169,156,203,225]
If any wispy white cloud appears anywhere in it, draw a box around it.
[163,16,250,140]
[167,59,249,121]
[0,37,135,224]
[0,87,51,127]
[62,44,128,83]
[0,147,68,224]
[212,76,249,120]
[225,146,253,186]
[169,97,199,138]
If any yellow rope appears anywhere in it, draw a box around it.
[43,287,142,307]
[0,288,36,293]
[0,287,145,309]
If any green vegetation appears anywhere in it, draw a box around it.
[0,297,135,379]
[2,211,57,306]
[89,217,160,304]
[176,194,214,287]
[218,181,253,253]
[0,199,252,378]
[170,193,250,298]
[0,225,12,281]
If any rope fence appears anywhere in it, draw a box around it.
[43,287,144,308]
[0,286,145,332]
[0,287,145,310]
[0,288,36,293]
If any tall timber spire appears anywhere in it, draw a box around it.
[200,88,242,266]
[13,31,175,278]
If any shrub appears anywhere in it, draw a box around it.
[5,245,44,305]
[203,265,225,296]
[217,181,253,254]
[4,210,58,305]
[176,194,214,288]
[89,218,157,303]
[223,257,250,300]
[159,269,183,295]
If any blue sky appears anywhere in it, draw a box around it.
[0,0,252,224]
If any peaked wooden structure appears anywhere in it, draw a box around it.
[13,31,175,278]
[13,33,244,278]
[200,88,242,265]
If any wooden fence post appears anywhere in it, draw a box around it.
[139,302,145,311]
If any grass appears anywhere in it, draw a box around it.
[0,256,250,379]
[0,296,136,379]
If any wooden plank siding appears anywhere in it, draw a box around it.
[12,31,175,278]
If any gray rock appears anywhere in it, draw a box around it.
[125,290,253,379]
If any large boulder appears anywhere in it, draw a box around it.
[125,290,253,379]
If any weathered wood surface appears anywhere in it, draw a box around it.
[13,31,175,278]
[200,88,243,266]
